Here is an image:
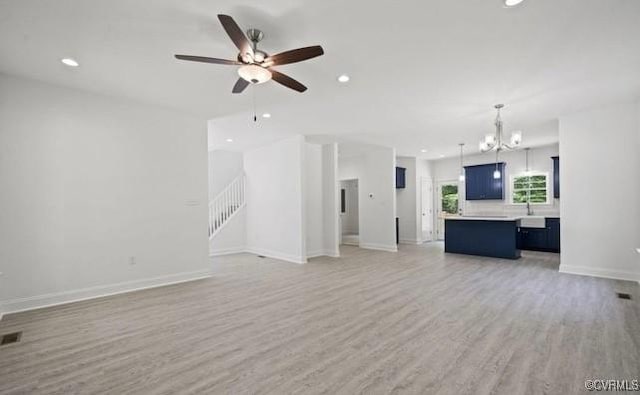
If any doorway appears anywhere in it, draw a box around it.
[420,177,433,242]
[436,181,459,240]
[339,179,359,246]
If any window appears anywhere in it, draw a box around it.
[511,173,549,204]
[440,184,459,214]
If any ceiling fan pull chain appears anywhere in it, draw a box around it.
[252,84,257,122]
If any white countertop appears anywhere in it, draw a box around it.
[445,216,522,221]
[444,215,560,222]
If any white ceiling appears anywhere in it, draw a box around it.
[2,0,640,159]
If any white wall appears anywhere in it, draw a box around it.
[208,150,243,200]
[0,74,210,315]
[305,143,324,257]
[244,136,306,263]
[430,143,560,217]
[339,144,397,252]
[321,143,340,257]
[416,159,433,242]
[396,157,418,244]
[340,179,359,235]
[559,102,640,282]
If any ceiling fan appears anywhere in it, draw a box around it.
[175,14,324,94]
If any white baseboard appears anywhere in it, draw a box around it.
[209,246,246,257]
[246,247,307,264]
[559,264,640,283]
[399,238,421,245]
[306,250,325,259]
[359,243,398,253]
[307,249,341,259]
[0,269,212,317]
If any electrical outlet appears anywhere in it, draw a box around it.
[129,256,136,265]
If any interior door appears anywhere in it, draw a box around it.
[421,177,433,242]
[436,181,459,240]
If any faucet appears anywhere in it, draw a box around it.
[526,202,534,216]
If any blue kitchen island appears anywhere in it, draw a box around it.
[445,216,521,259]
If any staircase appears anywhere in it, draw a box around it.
[209,174,246,239]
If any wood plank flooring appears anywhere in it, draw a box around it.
[1,243,639,394]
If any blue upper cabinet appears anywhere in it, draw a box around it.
[396,166,406,189]
[551,156,560,198]
[464,162,506,200]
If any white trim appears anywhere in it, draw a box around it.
[209,246,246,257]
[399,238,421,245]
[0,269,212,316]
[307,250,325,258]
[559,264,640,283]
[245,247,307,264]
[359,243,398,252]
[307,249,340,259]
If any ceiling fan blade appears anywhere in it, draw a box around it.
[271,70,307,93]
[175,55,242,65]
[232,78,250,94]
[217,14,253,58]
[265,46,324,66]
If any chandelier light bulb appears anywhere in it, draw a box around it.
[510,131,522,146]
[493,169,502,179]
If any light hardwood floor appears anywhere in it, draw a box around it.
[1,243,639,394]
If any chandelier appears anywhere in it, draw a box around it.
[479,104,522,153]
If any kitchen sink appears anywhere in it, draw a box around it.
[519,216,546,228]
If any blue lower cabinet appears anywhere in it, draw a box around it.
[547,218,560,252]
[518,217,560,253]
[445,219,521,259]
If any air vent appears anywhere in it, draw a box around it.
[617,292,632,300]
[1,332,22,346]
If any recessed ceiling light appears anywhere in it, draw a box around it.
[225,138,233,143]
[337,74,350,83]
[61,58,79,67]
[439,154,445,158]
[262,113,271,118]
[421,149,428,153]
[504,0,525,7]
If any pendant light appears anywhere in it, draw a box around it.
[493,150,501,179]
[524,147,531,175]
[458,143,465,181]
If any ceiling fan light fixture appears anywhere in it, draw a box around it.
[238,64,272,84]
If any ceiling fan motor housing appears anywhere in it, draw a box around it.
[246,28,264,43]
